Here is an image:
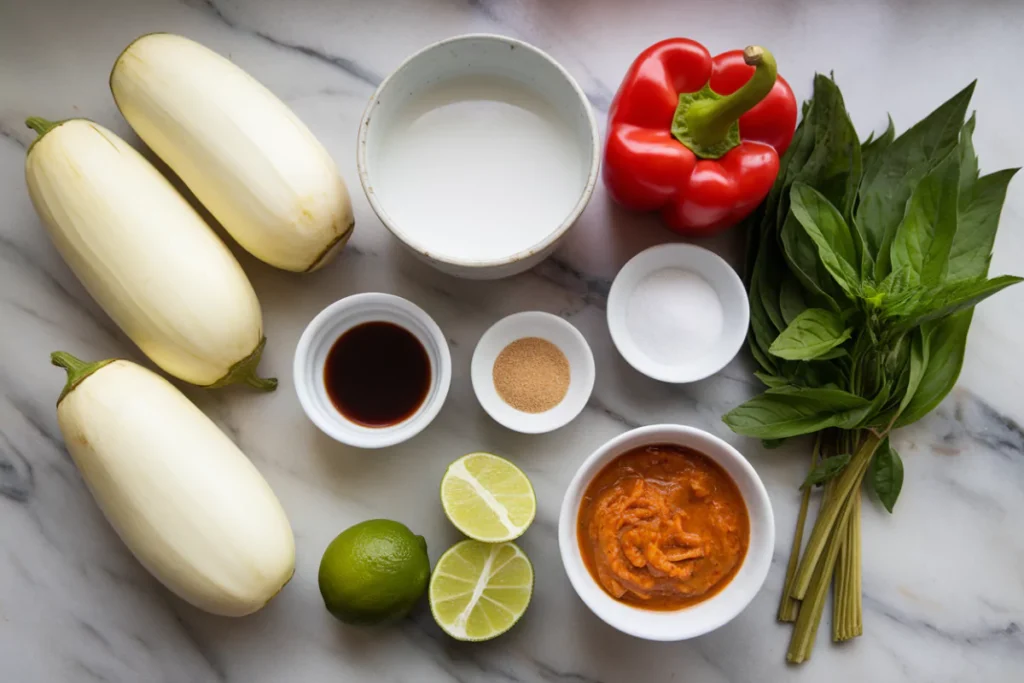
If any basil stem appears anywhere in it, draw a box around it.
[778,434,822,622]
[787,483,855,663]
[791,432,882,598]
[834,490,864,641]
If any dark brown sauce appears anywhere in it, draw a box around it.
[324,321,431,428]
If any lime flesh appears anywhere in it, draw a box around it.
[440,452,536,542]
[429,539,534,641]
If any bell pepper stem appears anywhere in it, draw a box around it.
[674,46,778,156]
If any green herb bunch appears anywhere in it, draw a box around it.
[723,75,1021,662]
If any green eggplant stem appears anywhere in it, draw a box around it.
[25,117,59,137]
[51,351,115,405]
[672,46,778,158]
[207,337,278,392]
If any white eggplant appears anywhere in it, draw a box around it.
[110,33,355,272]
[24,118,275,390]
[53,352,295,616]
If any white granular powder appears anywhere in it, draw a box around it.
[626,268,724,365]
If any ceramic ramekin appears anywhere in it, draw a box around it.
[357,33,600,280]
[607,244,750,384]
[470,311,595,434]
[558,425,774,641]
[293,293,451,449]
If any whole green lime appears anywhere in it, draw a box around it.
[318,519,430,626]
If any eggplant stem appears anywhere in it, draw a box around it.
[51,351,115,405]
[25,116,59,136]
[207,337,278,392]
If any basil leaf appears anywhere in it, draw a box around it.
[754,371,790,388]
[778,274,808,326]
[895,313,971,427]
[947,168,1019,281]
[847,381,893,430]
[857,81,975,275]
[780,210,843,308]
[748,256,781,373]
[774,75,861,231]
[856,116,897,282]
[762,438,787,450]
[788,358,849,389]
[813,347,848,361]
[800,453,852,489]
[723,387,870,439]
[869,438,904,513]
[897,328,930,417]
[958,113,979,195]
[748,335,778,375]
[880,267,912,295]
[758,240,788,332]
[769,308,852,360]
[889,274,1022,331]
[861,116,895,183]
[852,215,875,281]
[789,183,860,298]
[889,152,961,286]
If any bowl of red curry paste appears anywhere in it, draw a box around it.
[558,424,773,640]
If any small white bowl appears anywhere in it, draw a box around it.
[607,244,749,383]
[293,293,451,449]
[357,34,600,280]
[558,425,774,641]
[471,311,595,434]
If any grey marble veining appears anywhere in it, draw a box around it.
[2,0,1024,681]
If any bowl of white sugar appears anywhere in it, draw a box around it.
[606,244,750,383]
[357,34,600,279]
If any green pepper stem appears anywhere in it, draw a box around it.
[685,46,778,148]
[25,117,59,137]
[51,351,115,405]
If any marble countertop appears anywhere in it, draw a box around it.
[3,0,1023,681]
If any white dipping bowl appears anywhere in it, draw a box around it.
[558,425,774,641]
[607,244,750,383]
[293,293,451,449]
[471,311,595,434]
[358,34,600,280]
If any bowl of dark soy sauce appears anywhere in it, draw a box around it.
[294,293,452,448]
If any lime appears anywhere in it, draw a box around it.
[440,452,536,542]
[429,539,534,641]
[318,519,430,626]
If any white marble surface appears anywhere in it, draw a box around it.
[2,0,1024,681]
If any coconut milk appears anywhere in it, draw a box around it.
[375,76,588,263]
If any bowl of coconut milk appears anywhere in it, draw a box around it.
[357,34,600,279]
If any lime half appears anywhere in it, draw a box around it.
[429,539,534,641]
[440,452,536,542]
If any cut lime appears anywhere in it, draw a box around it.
[429,539,534,641]
[440,452,536,542]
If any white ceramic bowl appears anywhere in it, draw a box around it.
[293,293,451,449]
[607,244,750,383]
[471,311,595,433]
[558,424,774,641]
[357,34,600,280]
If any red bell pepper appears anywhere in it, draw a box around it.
[604,39,798,236]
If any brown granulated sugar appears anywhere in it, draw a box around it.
[492,337,570,413]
